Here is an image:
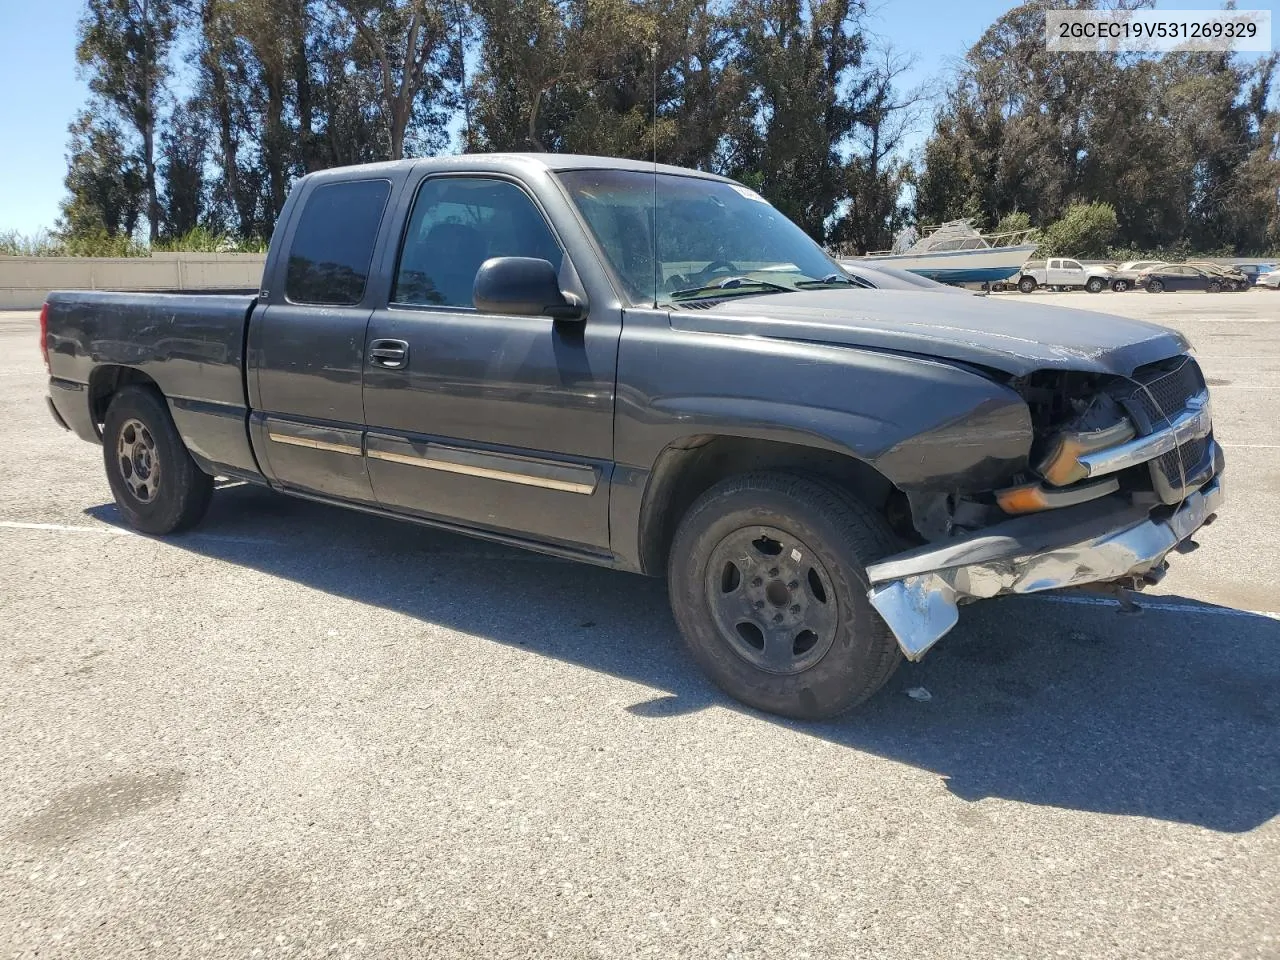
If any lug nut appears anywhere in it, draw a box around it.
[773,614,783,623]
[788,580,799,590]
[754,600,765,609]
[769,568,779,577]
[790,604,801,613]
[752,577,763,587]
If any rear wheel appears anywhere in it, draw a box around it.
[1147,278,1165,293]
[1086,277,1106,293]
[102,386,213,534]
[1018,276,1037,294]
[667,472,903,720]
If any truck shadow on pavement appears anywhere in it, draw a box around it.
[88,484,1280,834]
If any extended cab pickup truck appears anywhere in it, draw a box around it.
[42,154,1224,719]
[1017,258,1114,294]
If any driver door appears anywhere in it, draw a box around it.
[361,174,620,552]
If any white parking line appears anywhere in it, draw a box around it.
[1167,321,1274,330]
[1218,442,1280,449]
[1039,594,1280,621]
[0,520,272,546]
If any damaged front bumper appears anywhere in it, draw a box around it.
[866,474,1224,660]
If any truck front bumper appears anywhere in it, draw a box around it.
[866,474,1224,660]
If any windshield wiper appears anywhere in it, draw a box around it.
[794,273,860,288]
[669,276,795,301]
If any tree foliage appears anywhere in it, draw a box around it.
[56,0,1279,256]
[917,0,1280,254]
[1041,202,1118,258]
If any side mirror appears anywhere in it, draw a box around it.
[473,257,585,320]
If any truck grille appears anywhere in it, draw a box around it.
[1122,356,1211,504]
[1127,355,1204,428]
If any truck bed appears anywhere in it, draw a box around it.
[45,290,260,479]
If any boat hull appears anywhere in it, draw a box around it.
[848,244,1038,284]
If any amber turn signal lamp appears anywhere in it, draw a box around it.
[996,484,1052,515]
[1036,420,1136,487]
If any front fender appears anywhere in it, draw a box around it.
[609,319,1034,571]
[615,327,1032,493]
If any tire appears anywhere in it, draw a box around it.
[1207,280,1222,293]
[1147,278,1164,293]
[102,385,214,534]
[667,472,904,720]
[1112,279,1130,292]
[1017,276,1037,294]
[1086,277,1106,293]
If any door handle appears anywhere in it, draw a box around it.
[369,339,409,369]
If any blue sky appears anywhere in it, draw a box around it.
[0,0,1274,235]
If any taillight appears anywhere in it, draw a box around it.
[39,302,50,373]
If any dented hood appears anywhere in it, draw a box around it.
[670,289,1189,377]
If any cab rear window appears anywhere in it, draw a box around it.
[285,179,391,305]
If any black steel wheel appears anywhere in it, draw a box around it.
[102,386,213,534]
[703,524,839,676]
[668,472,903,719]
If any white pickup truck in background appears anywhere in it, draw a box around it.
[1017,258,1113,293]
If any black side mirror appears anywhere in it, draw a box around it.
[473,257,585,320]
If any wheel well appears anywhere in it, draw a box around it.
[636,435,903,576]
[88,366,163,433]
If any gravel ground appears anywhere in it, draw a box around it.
[1,290,1277,959]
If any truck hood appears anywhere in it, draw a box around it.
[670,289,1188,377]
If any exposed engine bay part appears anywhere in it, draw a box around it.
[906,489,954,541]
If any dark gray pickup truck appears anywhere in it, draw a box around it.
[42,154,1224,719]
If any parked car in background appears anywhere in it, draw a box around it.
[1110,260,1165,292]
[1232,263,1276,286]
[1017,258,1112,293]
[838,261,976,294]
[1187,262,1250,292]
[1142,263,1231,293]
[1256,269,1280,290]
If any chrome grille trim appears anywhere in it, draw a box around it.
[1076,390,1212,478]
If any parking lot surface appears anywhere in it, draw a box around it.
[2,291,1278,959]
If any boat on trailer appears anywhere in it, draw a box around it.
[841,220,1038,286]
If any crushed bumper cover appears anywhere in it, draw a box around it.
[866,475,1224,660]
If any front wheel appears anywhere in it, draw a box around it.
[102,386,213,534]
[1208,280,1222,293]
[1086,277,1106,293]
[1147,279,1165,293]
[1018,276,1037,294]
[667,472,903,720]
[1112,279,1130,292]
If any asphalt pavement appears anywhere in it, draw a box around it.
[1,291,1277,959]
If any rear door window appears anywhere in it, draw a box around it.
[285,179,392,305]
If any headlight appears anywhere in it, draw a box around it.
[1036,419,1137,486]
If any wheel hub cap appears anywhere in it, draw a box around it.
[117,418,160,503]
[704,525,839,675]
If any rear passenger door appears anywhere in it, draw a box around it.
[1053,259,1086,287]
[248,177,396,502]
[360,174,619,552]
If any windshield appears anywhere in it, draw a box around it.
[556,169,843,306]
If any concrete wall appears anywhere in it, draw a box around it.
[0,252,266,310]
